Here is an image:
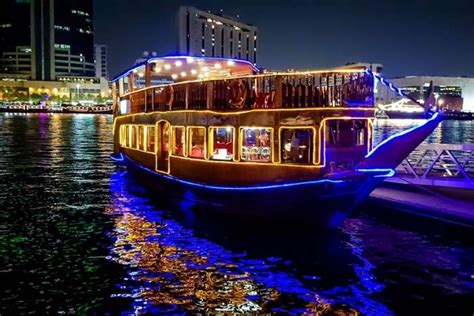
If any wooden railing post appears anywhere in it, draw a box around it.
[207,81,214,110]
[185,84,190,110]
[274,76,282,108]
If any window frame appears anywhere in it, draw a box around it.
[186,126,207,159]
[238,126,274,163]
[137,125,145,151]
[278,126,317,165]
[145,125,156,153]
[208,126,236,161]
[171,126,186,157]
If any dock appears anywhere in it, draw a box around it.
[370,184,474,228]
[369,143,474,228]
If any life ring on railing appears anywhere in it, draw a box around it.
[164,85,174,108]
[228,79,248,109]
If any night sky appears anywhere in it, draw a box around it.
[94,0,474,79]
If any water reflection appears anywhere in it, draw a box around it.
[374,119,474,145]
[1,114,472,315]
[107,170,361,315]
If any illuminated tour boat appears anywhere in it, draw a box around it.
[110,56,441,222]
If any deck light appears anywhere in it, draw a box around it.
[227,60,235,66]
[180,71,187,77]
[190,69,197,75]
[155,67,161,73]
[175,60,183,67]
[214,63,222,69]
[186,57,194,64]
[164,64,171,70]
[171,74,178,80]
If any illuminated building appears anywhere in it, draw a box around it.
[0,0,110,103]
[94,44,108,79]
[0,0,95,80]
[377,76,474,112]
[178,6,257,64]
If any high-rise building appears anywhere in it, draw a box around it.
[178,6,257,64]
[0,0,95,81]
[95,44,108,79]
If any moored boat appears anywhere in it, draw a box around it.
[110,56,441,224]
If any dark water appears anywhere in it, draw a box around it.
[1,113,473,315]
[374,118,474,145]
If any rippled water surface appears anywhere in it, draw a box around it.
[1,113,473,315]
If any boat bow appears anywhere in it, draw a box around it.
[358,112,442,169]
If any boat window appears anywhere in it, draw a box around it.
[119,125,126,147]
[210,127,234,160]
[355,120,366,145]
[326,119,366,147]
[280,128,313,164]
[131,126,137,148]
[146,126,155,152]
[124,125,130,147]
[138,126,145,150]
[188,127,206,159]
[172,127,185,156]
[240,128,272,162]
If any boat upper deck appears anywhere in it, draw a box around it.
[112,56,374,115]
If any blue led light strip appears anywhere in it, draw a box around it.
[365,68,409,99]
[365,112,440,159]
[110,154,394,190]
[110,152,124,162]
[356,168,396,178]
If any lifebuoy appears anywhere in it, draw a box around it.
[228,79,247,109]
[164,85,174,107]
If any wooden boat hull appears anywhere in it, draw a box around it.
[117,154,383,227]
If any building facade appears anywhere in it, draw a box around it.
[95,44,108,79]
[178,6,257,64]
[0,0,109,104]
[0,0,95,81]
[377,76,474,112]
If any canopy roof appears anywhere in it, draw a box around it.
[113,56,259,83]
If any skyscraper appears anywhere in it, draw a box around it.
[0,0,95,81]
[94,44,108,79]
[178,6,258,64]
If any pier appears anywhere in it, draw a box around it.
[370,143,474,227]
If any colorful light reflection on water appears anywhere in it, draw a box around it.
[107,170,361,314]
[0,113,473,315]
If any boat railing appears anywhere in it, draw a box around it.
[388,143,474,189]
[119,70,374,114]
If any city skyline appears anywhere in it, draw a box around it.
[95,0,474,78]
